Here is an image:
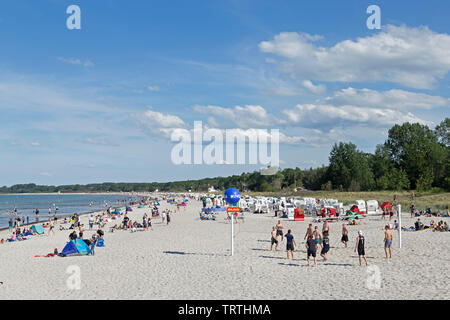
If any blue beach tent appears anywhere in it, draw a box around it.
[60,239,91,257]
[32,225,45,235]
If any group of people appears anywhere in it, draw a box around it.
[269,218,396,267]
[414,218,449,231]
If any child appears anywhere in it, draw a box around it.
[320,231,330,261]
[90,235,97,256]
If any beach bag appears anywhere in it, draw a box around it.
[96,238,105,247]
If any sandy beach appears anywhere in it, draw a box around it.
[0,199,449,300]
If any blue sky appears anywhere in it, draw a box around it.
[0,0,449,186]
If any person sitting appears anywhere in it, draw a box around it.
[97,227,104,238]
[435,221,445,232]
[69,231,78,244]
[444,222,449,232]
[430,220,436,229]
[9,232,17,242]
[415,219,424,231]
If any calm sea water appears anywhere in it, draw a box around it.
[0,194,133,229]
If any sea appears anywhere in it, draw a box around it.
[0,193,134,229]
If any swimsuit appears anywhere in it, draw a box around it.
[384,238,392,248]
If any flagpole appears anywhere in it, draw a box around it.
[397,204,402,248]
[231,211,234,256]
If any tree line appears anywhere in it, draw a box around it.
[1,118,448,194]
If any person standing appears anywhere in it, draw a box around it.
[276,220,284,242]
[161,210,166,224]
[306,235,317,267]
[270,227,278,251]
[313,226,322,250]
[320,231,330,261]
[285,229,296,259]
[167,211,171,225]
[341,224,349,248]
[384,225,393,259]
[90,235,97,255]
[355,230,368,266]
[88,215,94,230]
[304,223,314,240]
[48,219,55,236]
[322,220,330,235]
[143,213,148,230]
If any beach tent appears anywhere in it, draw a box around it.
[181,202,186,206]
[32,225,45,235]
[60,239,91,257]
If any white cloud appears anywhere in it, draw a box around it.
[301,80,326,94]
[58,57,93,67]
[326,87,449,110]
[259,25,450,89]
[147,86,160,92]
[141,109,185,128]
[30,141,41,147]
[267,86,303,96]
[136,108,187,139]
[82,137,119,147]
[193,104,284,128]
[283,103,429,129]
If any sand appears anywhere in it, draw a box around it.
[0,199,449,300]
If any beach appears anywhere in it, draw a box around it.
[0,198,449,300]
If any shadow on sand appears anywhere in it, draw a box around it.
[163,251,227,257]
